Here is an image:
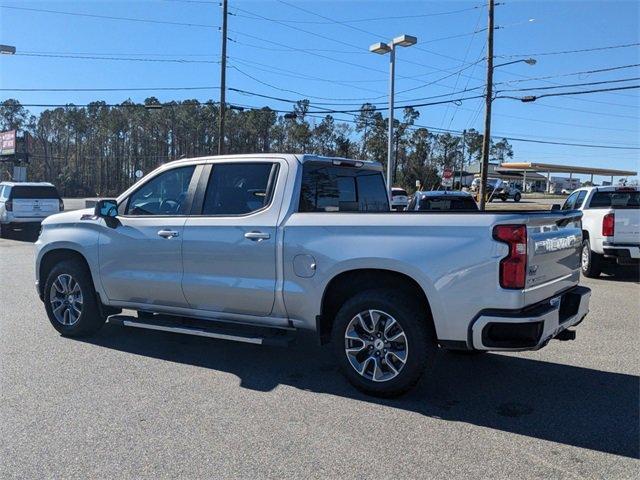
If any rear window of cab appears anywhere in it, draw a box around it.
[589,190,639,209]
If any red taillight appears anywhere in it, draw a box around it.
[493,224,527,289]
[602,213,615,237]
[5,200,12,212]
[58,199,64,211]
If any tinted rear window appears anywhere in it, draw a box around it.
[10,186,60,199]
[392,189,408,197]
[299,163,389,212]
[589,191,639,209]
[417,195,478,211]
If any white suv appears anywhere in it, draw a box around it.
[0,182,63,237]
[390,187,409,211]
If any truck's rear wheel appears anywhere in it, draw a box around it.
[581,238,602,278]
[44,259,106,337]
[331,289,436,397]
[514,193,521,202]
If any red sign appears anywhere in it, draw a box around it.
[0,130,16,156]
[443,169,453,179]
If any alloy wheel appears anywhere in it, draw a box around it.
[49,274,84,326]
[344,309,408,382]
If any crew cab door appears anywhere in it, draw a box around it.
[98,165,199,307]
[181,160,285,317]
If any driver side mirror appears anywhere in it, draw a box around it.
[94,199,118,218]
[551,203,561,211]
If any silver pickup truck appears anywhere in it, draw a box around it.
[35,154,591,397]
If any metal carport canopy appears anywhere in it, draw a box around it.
[500,162,638,177]
[499,162,637,176]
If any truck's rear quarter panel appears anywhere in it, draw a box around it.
[282,210,584,345]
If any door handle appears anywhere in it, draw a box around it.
[244,231,270,241]
[157,229,180,239]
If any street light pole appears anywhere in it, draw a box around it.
[478,0,495,211]
[217,0,228,155]
[387,45,395,197]
[370,35,417,201]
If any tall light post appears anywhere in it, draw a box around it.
[369,34,417,200]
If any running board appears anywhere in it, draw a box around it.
[107,314,295,347]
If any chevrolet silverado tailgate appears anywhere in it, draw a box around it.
[523,210,583,305]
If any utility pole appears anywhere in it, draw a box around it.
[459,129,466,190]
[217,0,228,155]
[478,0,494,210]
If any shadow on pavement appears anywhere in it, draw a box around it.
[596,267,640,283]
[79,324,639,459]
[1,227,39,243]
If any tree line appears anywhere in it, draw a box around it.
[0,98,514,197]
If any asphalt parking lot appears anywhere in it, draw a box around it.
[1,230,638,479]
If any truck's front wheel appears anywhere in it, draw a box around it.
[331,289,436,397]
[44,259,106,337]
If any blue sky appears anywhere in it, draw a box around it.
[1,0,638,180]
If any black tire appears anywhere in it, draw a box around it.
[501,196,507,202]
[44,259,106,337]
[581,238,602,278]
[514,193,521,202]
[331,289,437,398]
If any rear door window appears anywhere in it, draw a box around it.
[299,163,389,212]
[201,162,277,215]
[10,186,60,199]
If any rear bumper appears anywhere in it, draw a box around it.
[469,286,591,351]
[602,242,640,263]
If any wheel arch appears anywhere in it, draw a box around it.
[317,268,436,344]
[38,248,93,299]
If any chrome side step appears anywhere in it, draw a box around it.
[107,315,294,347]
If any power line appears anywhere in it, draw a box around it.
[500,84,640,100]
[0,5,220,28]
[525,101,638,120]
[0,86,219,92]
[274,0,488,47]
[497,76,640,93]
[234,4,483,85]
[500,42,640,58]
[504,85,640,100]
[14,53,220,64]
[233,3,484,25]
[494,63,640,85]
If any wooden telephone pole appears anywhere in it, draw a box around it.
[217,0,228,155]
[478,0,495,210]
